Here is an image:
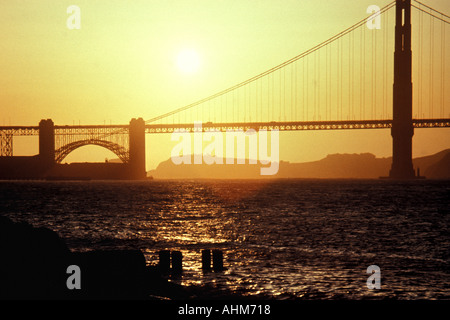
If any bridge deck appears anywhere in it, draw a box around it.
[144,119,450,133]
[0,119,449,135]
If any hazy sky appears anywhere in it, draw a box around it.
[1,0,449,170]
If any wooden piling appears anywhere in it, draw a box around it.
[171,250,183,275]
[201,249,211,271]
[158,250,170,273]
[212,249,224,272]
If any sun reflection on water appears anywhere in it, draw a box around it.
[1,180,449,299]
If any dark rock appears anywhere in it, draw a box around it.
[0,216,162,300]
[0,216,70,299]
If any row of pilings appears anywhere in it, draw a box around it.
[158,249,224,276]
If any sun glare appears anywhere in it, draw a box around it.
[176,49,200,74]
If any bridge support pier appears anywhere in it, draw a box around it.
[39,119,55,170]
[388,0,417,179]
[129,118,146,179]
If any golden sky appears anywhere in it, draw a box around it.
[1,0,449,170]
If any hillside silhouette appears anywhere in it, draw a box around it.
[147,149,450,179]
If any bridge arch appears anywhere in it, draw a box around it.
[55,139,129,164]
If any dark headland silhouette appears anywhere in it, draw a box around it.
[147,149,450,180]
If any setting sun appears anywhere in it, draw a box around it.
[176,49,201,74]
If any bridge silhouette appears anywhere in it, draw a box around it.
[1,0,449,180]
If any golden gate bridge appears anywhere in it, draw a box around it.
[1,0,449,179]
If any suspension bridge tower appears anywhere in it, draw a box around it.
[129,117,146,179]
[389,0,416,179]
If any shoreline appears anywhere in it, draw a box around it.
[0,215,267,300]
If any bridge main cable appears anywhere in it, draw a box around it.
[412,0,450,21]
[145,1,396,124]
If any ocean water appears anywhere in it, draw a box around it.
[0,179,449,300]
